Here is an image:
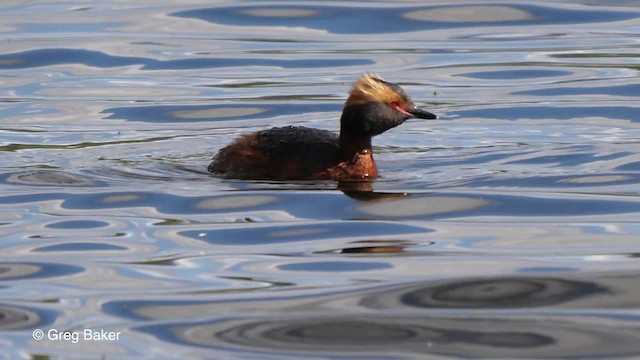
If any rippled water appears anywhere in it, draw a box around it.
[2,1,640,359]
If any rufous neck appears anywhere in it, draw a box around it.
[339,134,372,160]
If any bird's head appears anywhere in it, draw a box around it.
[340,73,436,137]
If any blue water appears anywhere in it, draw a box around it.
[2,1,640,359]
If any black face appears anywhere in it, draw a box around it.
[340,101,436,137]
[340,102,411,137]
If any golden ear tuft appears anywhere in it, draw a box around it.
[346,73,398,105]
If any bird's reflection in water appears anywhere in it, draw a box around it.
[337,181,418,254]
[316,239,423,254]
[338,180,409,202]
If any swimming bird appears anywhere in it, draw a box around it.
[209,74,436,180]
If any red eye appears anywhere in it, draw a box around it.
[390,101,412,116]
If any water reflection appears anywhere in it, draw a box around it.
[145,315,640,358]
[172,4,639,34]
[0,304,53,331]
[458,68,573,80]
[2,170,100,187]
[515,83,640,97]
[107,271,640,320]
[356,195,489,218]
[0,262,84,281]
[33,242,128,252]
[1,189,639,226]
[404,6,534,23]
[3,0,640,358]
[179,221,431,245]
[125,270,640,358]
[103,103,338,123]
[455,106,640,121]
[400,278,606,308]
[0,48,372,70]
